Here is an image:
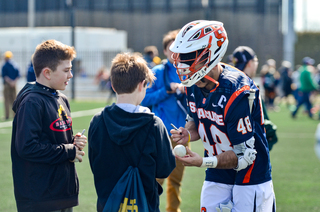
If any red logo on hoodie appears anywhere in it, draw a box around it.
[50,105,72,132]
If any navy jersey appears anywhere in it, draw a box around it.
[186,63,272,185]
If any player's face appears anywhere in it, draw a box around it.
[49,60,73,90]
[193,62,209,88]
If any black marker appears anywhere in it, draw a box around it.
[171,123,182,135]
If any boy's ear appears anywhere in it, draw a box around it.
[111,83,116,93]
[42,68,51,80]
[138,80,146,91]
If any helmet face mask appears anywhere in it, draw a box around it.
[170,20,228,87]
[172,48,210,84]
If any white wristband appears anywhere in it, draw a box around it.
[201,156,218,168]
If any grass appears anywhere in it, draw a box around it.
[267,104,320,211]
[0,99,320,211]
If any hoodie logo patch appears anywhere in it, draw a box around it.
[50,105,72,132]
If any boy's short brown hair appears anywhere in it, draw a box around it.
[162,29,180,50]
[32,40,76,77]
[110,53,155,94]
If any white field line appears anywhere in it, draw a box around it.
[0,121,12,128]
[71,107,104,118]
[0,107,104,129]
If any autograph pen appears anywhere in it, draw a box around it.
[171,123,182,135]
[81,129,86,136]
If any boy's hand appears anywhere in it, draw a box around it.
[71,147,85,163]
[73,130,87,150]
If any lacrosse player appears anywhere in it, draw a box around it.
[170,20,276,212]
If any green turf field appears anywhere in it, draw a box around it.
[0,100,319,211]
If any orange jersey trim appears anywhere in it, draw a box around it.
[242,160,255,184]
[224,85,250,118]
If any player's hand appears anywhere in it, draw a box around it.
[170,127,189,145]
[243,148,257,164]
[234,148,257,171]
[73,132,87,151]
[71,147,85,163]
[176,147,202,167]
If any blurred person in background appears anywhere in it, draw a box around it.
[143,45,160,69]
[95,66,110,91]
[312,64,320,118]
[314,64,320,85]
[1,51,20,120]
[141,29,188,212]
[26,60,36,82]
[261,59,280,111]
[291,64,302,104]
[278,61,293,108]
[233,46,278,151]
[292,57,318,119]
[226,54,234,66]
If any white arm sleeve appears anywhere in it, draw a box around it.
[232,137,255,156]
[233,137,257,171]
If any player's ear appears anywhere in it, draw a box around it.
[42,67,51,80]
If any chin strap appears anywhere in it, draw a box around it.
[204,74,220,92]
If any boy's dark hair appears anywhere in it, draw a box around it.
[162,29,180,50]
[110,53,155,94]
[32,40,76,77]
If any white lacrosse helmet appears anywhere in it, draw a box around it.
[169,20,229,87]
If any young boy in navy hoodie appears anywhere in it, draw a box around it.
[88,53,176,212]
[11,40,87,212]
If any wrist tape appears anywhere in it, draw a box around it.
[201,156,218,168]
